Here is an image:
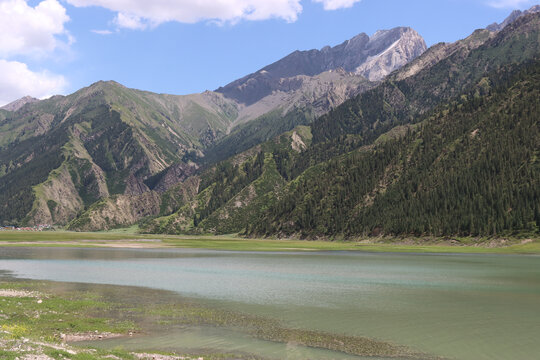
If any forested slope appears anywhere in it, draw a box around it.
[248,61,539,238]
[144,13,540,238]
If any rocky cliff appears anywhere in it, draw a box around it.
[355,28,427,81]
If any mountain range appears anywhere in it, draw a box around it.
[1,7,539,240]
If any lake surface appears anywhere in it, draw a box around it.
[1,247,540,359]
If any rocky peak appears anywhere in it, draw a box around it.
[487,4,540,31]
[341,32,371,54]
[355,27,427,81]
[217,27,426,105]
[1,95,39,112]
[366,27,413,53]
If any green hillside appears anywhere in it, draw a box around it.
[144,13,540,239]
[142,127,311,235]
[0,82,236,226]
[248,61,539,238]
[312,14,539,147]
[0,69,371,227]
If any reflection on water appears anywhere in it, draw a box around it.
[1,247,540,360]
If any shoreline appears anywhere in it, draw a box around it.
[0,230,538,254]
[0,277,434,360]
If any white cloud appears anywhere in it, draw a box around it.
[0,0,70,57]
[65,0,303,28]
[487,0,534,8]
[313,0,361,10]
[91,29,114,35]
[114,12,147,30]
[0,1,70,105]
[0,59,66,106]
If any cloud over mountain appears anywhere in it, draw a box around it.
[0,0,69,105]
[66,0,364,29]
[0,59,66,106]
[66,0,304,27]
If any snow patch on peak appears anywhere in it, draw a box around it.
[355,30,427,81]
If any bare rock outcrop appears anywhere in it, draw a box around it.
[69,191,162,231]
[153,163,198,193]
[1,96,39,112]
[355,28,427,81]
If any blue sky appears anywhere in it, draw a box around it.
[0,0,537,105]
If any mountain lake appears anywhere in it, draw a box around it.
[1,247,539,360]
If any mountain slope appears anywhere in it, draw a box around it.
[487,4,540,31]
[205,69,373,164]
[141,127,312,235]
[0,82,236,225]
[144,11,540,238]
[249,61,539,237]
[311,12,540,145]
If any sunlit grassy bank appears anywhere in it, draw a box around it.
[0,281,140,360]
[0,279,431,359]
[0,230,539,254]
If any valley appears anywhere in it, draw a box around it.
[1,9,538,242]
[1,3,539,360]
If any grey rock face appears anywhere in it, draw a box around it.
[125,173,150,196]
[153,162,198,193]
[393,29,494,82]
[1,95,39,112]
[355,28,427,81]
[487,4,540,32]
[216,27,426,105]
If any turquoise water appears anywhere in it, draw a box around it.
[1,247,539,359]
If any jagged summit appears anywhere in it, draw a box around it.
[1,95,39,112]
[356,27,426,81]
[216,26,427,105]
[487,4,540,31]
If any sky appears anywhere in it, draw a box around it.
[0,0,537,106]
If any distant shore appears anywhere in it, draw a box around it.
[0,230,538,254]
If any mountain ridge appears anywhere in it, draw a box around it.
[487,4,540,31]
[1,96,39,112]
[215,27,426,105]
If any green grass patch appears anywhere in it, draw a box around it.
[1,230,539,254]
[161,236,540,254]
[0,230,158,242]
[0,283,136,342]
[1,324,30,339]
